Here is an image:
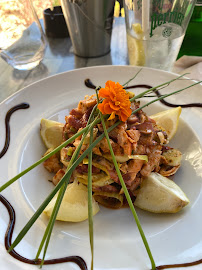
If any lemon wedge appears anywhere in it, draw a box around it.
[134,172,189,213]
[121,7,125,17]
[150,107,181,140]
[44,181,100,222]
[127,23,145,66]
[40,119,64,149]
[114,1,120,17]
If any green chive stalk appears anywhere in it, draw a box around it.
[129,73,189,102]
[88,127,94,270]
[0,126,84,192]
[35,117,99,264]
[122,68,142,87]
[131,80,202,114]
[39,182,68,267]
[0,115,101,193]
[95,89,156,270]
[35,180,68,264]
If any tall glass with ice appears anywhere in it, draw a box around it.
[124,0,197,71]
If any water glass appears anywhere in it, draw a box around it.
[0,0,46,70]
[124,0,197,71]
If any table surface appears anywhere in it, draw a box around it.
[0,16,200,105]
[0,17,129,104]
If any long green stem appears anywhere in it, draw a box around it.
[88,127,94,270]
[122,68,142,87]
[0,116,100,193]
[129,73,189,102]
[131,80,202,115]
[38,106,98,266]
[40,181,69,267]
[39,116,98,264]
[95,90,156,269]
[38,102,99,262]
[36,117,99,263]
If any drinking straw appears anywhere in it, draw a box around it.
[142,0,150,36]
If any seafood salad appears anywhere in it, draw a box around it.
[41,88,189,219]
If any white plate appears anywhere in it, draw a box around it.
[0,66,202,270]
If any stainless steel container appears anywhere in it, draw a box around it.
[61,0,115,57]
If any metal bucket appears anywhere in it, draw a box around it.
[61,0,115,57]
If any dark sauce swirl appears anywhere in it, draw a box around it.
[85,79,97,89]
[0,194,87,269]
[84,79,202,108]
[0,103,87,269]
[126,84,202,108]
[155,259,202,270]
[0,103,30,159]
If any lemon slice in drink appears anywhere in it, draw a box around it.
[134,172,189,213]
[40,119,64,149]
[127,23,145,66]
[44,181,100,222]
[150,107,181,140]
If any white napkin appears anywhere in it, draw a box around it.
[172,55,202,81]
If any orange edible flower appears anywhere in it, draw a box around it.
[98,80,132,122]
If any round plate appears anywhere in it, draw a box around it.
[0,66,202,270]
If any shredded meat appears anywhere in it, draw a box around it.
[92,184,120,193]
[70,108,83,118]
[52,169,65,185]
[43,96,180,209]
[141,146,162,177]
[43,153,62,174]
[76,164,100,174]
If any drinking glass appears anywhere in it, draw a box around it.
[0,0,46,70]
[124,0,197,71]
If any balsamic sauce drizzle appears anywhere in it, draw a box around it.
[84,79,202,109]
[85,78,202,269]
[0,103,87,269]
[0,103,30,159]
[127,84,202,108]
[0,194,87,269]
[84,79,97,89]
